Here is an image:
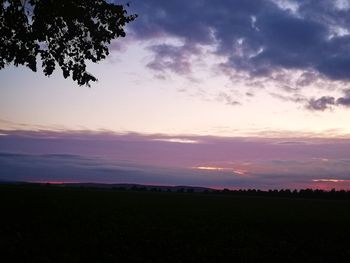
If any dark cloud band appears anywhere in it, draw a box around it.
[123,0,350,109]
[129,0,350,80]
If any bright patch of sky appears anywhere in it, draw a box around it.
[2,0,350,137]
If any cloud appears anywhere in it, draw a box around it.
[217,92,240,106]
[0,152,171,184]
[152,138,200,144]
[336,89,350,107]
[146,42,201,76]
[306,89,350,111]
[0,151,257,188]
[1,129,350,189]
[307,96,335,111]
[2,150,350,190]
[124,0,350,107]
[129,0,350,78]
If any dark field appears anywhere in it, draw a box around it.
[1,185,350,262]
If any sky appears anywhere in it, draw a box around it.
[1,0,350,189]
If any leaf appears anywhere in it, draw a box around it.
[0,0,137,86]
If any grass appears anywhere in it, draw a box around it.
[1,184,350,262]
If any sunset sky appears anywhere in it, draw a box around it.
[1,0,350,189]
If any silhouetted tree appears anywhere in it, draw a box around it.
[0,0,136,86]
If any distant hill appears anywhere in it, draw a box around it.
[0,181,213,193]
[59,183,214,193]
[1,181,350,200]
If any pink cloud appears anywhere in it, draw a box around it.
[1,129,350,189]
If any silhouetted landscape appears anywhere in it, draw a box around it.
[2,0,350,261]
[1,183,350,262]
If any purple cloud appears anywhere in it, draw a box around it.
[1,129,350,189]
[306,89,350,111]
[146,43,201,76]
[336,89,350,107]
[127,1,350,80]
[307,96,335,111]
[121,0,350,108]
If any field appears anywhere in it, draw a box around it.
[1,184,350,262]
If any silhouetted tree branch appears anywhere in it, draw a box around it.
[0,0,137,86]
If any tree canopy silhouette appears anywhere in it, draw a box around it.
[0,0,137,86]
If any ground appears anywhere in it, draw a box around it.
[1,184,350,262]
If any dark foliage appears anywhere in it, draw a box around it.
[68,183,350,200]
[0,0,136,86]
[216,188,350,200]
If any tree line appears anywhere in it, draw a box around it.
[110,185,350,200]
